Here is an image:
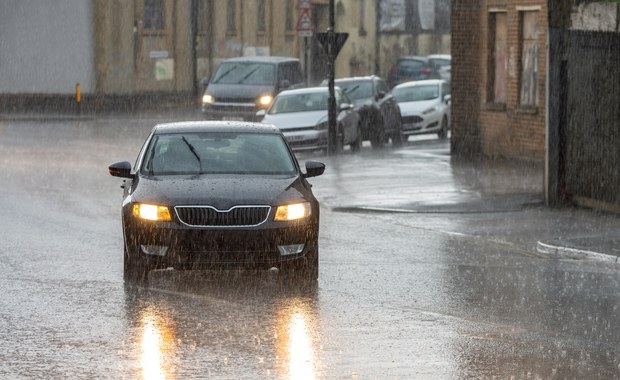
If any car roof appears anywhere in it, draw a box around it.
[427,54,451,60]
[219,56,299,64]
[397,56,429,62]
[152,121,281,135]
[392,79,446,89]
[277,86,335,96]
[335,75,382,82]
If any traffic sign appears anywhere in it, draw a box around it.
[316,32,349,57]
[296,9,315,37]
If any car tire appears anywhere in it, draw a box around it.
[370,116,385,149]
[350,123,363,152]
[282,246,319,282]
[438,116,449,140]
[123,242,151,283]
[391,116,405,147]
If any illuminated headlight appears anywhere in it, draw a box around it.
[258,95,273,107]
[202,94,214,104]
[274,202,311,221]
[133,203,172,221]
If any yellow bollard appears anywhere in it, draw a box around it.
[76,83,81,103]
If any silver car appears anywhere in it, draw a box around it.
[392,79,451,140]
[259,87,362,153]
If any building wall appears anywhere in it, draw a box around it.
[0,0,94,94]
[452,0,547,162]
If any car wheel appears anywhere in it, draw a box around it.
[123,242,151,283]
[391,116,404,147]
[282,245,319,282]
[370,116,385,149]
[438,116,449,140]
[350,123,363,152]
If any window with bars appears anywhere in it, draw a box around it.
[258,0,266,32]
[227,0,237,33]
[487,11,507,104]
[144,0,164,30]
[519,10,539,107]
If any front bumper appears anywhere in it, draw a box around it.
[201,102,263,122]
[124,215,318,270]
[282,129,328,152]
[401,115,440,136]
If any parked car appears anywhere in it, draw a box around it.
[330,76,404,148]
[387,56,433,88]
[201,56,305,121]
[387,55,452,88]
[108,121,325,282]
[392,79,451,140]
[258,86,362,153]
[427,54,452,83]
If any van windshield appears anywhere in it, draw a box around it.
[211,62,275,85]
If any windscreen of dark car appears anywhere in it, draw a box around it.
[336,81,374,100]
[392,84,439,102]
[141,132,297,175]
[210,62,275,85]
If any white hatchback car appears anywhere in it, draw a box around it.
[392,79,451,140]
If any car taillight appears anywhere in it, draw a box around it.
[420,68,431,75]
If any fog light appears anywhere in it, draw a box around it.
[278,244,304,256]
[140,245,168,256]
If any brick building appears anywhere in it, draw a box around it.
[451,0,548,162]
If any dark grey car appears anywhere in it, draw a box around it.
[331,76,404,148]
[201,56,305,121]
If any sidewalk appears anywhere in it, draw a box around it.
[310,143,620,263]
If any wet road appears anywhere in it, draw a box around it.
[1,115,619,378]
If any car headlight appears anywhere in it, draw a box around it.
[422,105,440,115]
[133,203,172,221]
[315,121,328,130]
[274,202,311,221]
[258,95,273,107]
[202,94,214,104]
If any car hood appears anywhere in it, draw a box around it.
[397,99,439,116]
[205,83,274,100]
[262,111,327,130]
[132,174,309,210]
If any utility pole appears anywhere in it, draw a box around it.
[327,0,337,155]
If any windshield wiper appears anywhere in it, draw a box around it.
[237,67,261,84]
[344,85,360,95]
[182,137,202,170]
[213,65,238,83]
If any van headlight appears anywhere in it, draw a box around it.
[274,202,311,221]
[202,94,214,104]
[258,95,273,107]
[133,203,172,221]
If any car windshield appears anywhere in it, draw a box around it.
[141,132,296,175]
[268,92,328,114]
[392,84,439,102]
[211,62,275,85]
[336,81,374,100]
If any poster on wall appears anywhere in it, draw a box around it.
[155,59,174,81]
[379,0,406,32]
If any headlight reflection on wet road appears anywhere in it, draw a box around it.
[139,309,176,380]
[277,299,319,380]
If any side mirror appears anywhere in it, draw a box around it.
[256,109,266,118]
[338,103,353,112]
[279,79,291,90]
[201,77,210,87]
[108,161,134,178]
[444,94,451,104]
[303,161,325,178]
[376,91,386,100]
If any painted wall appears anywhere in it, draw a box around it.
[0,0,94,94]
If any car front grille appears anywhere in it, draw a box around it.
[175,205,271,227]
[402,115,423,124]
